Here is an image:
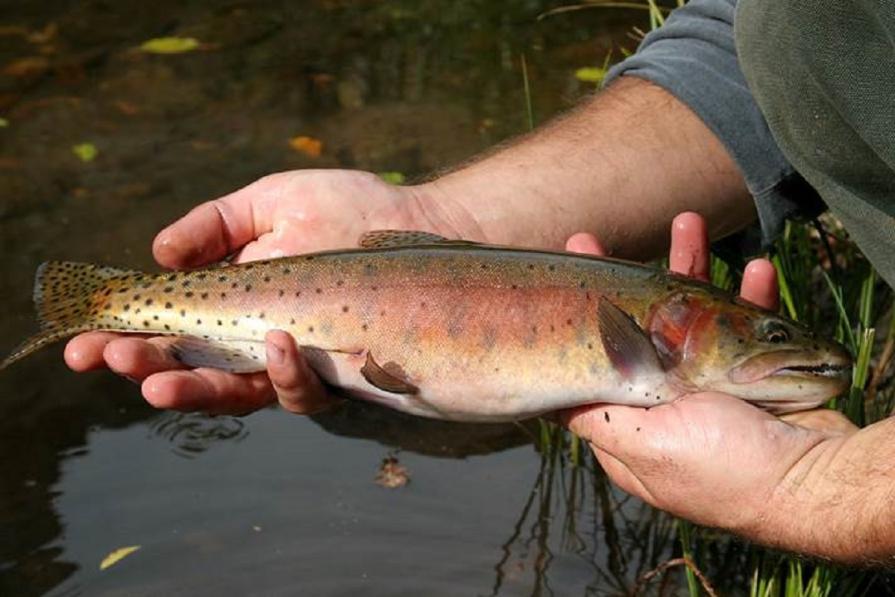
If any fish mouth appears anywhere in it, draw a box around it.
[729,350,852,385]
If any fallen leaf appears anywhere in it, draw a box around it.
[377,171,405,185]
[375,455,409,489]
[72,143,98,163]
[288,135,322,158]
[0,118,7,127]
[2,56,50,78]
[100,545,141,570]
[113,100,140,116]
[27,23,58,45]
[139,37,200,54]
[574,66,607,85]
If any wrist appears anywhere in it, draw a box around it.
[405,180,490,242]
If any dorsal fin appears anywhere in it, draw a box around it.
[598,298,664,379]
[358,230,482,249]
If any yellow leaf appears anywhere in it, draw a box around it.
[288,135,323,158]
[139,37,200,54]
[72,143,98,162]
[100,545,141,570]
[0,118,8,128]
[377,171,405,185]
[574,67,607,84]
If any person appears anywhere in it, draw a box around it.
[64,0,894,564]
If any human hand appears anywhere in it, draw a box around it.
[561,212,857,540]
[64,170,477,415]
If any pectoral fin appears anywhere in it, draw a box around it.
[360,352,419,394]
[598,299,664,379]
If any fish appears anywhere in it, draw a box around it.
[0,230,852,421]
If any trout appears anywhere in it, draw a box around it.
[1,230,851,421]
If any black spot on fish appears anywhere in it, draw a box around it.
[342,306,349,313]
[133,294,141,301]
[587,343,593,350]
[185,291,194,298]
[258,312,265,319]
[604,412,610,423]
[289,318,296,325]
[123,304,130,311]
[231,282,239,289]
[220,292,227,299]
[164,302,173,309]
[308,326,315,333]
[315,288,322,294]
[362,324,368,331]
[245,285,252,292]
[143,320,149,327]
[200,293,208,300]
[180,309,186,317]
[278,289,285,297]
[636,427,641,432]
[182,281,190,288]
[153,315,159,320]
[263,276,271,283]
[566,318,572,326]
[295,291,301,297]
[548,265,555,272]
[197,273,207,280]
[164,286,173,293]
[336,280,344,287]
[217,320,222,326]
[196,319,202,325]
[218,276,227,282]
[528,264,534,270]
[232,320,238,326]
[104,304,112,310]
[282,268,291,274]
[164,324,171,331]
[145,298,153,306]
[511,284,518,290]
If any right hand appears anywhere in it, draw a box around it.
[64,169,478,415]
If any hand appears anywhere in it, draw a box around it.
[561,212,858,543]
[64,170,477,415]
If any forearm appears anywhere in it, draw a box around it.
[415,77,755,260]
[760,418,895,565]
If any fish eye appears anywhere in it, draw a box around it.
[759,321,790,344]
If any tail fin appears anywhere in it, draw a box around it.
[1,261,138,370]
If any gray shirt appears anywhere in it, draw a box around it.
[605,0,824,245]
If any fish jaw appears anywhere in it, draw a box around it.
[724,348,852,410]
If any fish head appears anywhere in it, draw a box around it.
[647,288,852,413]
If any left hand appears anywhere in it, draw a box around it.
[561,212,857,538]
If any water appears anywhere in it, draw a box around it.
[0,1,745,594]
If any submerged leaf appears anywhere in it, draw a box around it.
[0,118,8,127]
[375,455,409,489]
[100,545,141,570]
[139,37,200,54]
[288,135,323,158]
[72,143,98,162]
[377,171,405,185]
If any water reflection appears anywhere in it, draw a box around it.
[0,0,695,595]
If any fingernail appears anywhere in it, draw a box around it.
[266,342,284,366]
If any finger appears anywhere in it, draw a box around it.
[142,369,276,416]
[65,332,124,371]
[565,232,608,257]
[740,258,780,311]
[152,174,283,269]
[780,408,858,435]
[102,336,186,381]
[669,212,709,281]
[265,330,336,414]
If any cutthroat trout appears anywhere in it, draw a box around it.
[1,230,851,421]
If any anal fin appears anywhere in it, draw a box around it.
[168,336,267,373]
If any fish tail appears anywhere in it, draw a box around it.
[1,261,139,370]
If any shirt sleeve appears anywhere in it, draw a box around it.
[604,0,824,245]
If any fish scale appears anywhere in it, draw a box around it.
[1,230,852,421]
